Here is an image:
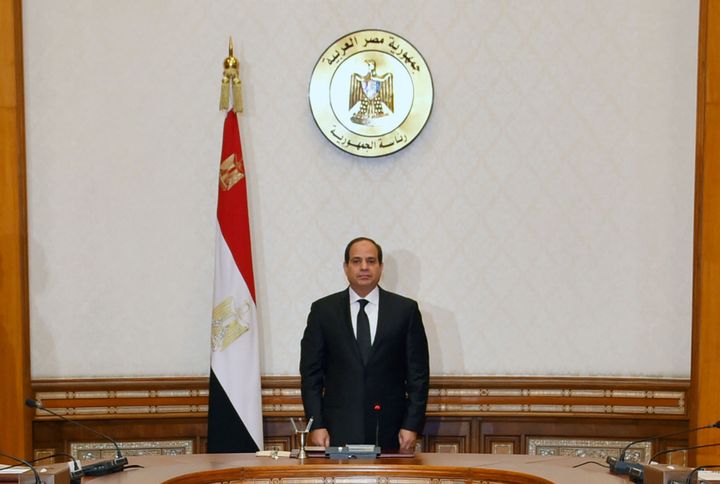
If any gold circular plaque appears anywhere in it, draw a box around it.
[309,30,434,157]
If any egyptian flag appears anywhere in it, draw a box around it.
[207,110,263,453]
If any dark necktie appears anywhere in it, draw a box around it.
[356,299,371,364]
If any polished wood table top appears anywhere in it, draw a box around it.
[87,452,632,483]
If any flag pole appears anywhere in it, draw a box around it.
[207,38,262,454]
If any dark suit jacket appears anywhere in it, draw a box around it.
[300,287,429,449]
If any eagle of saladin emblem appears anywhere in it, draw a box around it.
[349,60,394,126]
[211,296,251,352]
[309,29,433,157]
[219,153,245,191]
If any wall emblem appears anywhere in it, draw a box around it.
[309,30,433,157]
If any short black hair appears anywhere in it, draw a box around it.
[344,237,383,264]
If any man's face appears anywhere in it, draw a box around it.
[344,240,383,297]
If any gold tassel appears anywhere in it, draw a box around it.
[232,78,243,113]
[220,77,230,111]
[220,37,243,113]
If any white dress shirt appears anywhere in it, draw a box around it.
[349,286,379,345]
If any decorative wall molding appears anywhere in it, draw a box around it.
[69,440,194,460]
[30,376,690,464]
[31,376,689,421]
[527,437,652,463]
[32,377,210,419]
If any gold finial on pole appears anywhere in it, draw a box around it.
[220,36,243,112]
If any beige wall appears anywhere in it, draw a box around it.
[21,1,699,378]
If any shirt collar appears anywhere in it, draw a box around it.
[349,286,380,306]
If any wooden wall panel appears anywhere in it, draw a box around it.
[422,418,473,453]
[32,376,688,421]
[0,0,31,461]
[30,377,690,464]
[691,0,720,466]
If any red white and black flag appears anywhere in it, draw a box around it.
[206,108,263,453]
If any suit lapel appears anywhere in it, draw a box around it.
[340,289,364,364]
[367,287,390,364]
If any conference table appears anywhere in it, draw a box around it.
[87,452,632,483]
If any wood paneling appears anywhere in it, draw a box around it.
[30,377,690,464]
[32,376,688,421]
[422,417,473,453]
[31,414,690,464]
[0,0,31,461]
[691,0,720,466]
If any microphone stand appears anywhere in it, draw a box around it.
[0,451,41,484]
[607,420,720,475]
[25,398,128,477]
[374,404,381,449]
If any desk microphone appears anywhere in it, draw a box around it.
[373,404,382,448]
[606,420,720,476]
[649,441,720,463]
[685,464,720,484]
[2,452,82,484]
[0,451,41,483]
[629,443,720,483]
[25,398,128,477]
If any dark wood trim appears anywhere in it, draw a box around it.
[31,375,688,420]
[691,0,720,466]
[31,376,689,460]
[0,0,31,460]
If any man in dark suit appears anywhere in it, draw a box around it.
[300,237,429,452]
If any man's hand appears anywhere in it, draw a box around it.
[398,429,417,452]
[309,428,330,447]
